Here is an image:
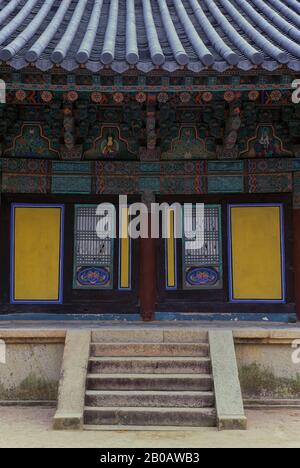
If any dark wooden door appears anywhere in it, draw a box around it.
[156,194,294,316]
[0,194,139,315]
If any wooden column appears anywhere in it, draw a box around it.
[293,208,300,321]
[140,192,156,321]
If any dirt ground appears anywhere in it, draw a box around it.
[0,407,299,448]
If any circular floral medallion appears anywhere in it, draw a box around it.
[248,90,260,101]
[186,267,219,287]
[180,92,191,103]
[67,91,78,102]
[113,92,124,103]
[41,91,53,103]
[202,92,213,103]
[270,90,282,102]
[91,92,103,103]
[157,92,169,103]
[136,92,146,103]
[77,267,110,287]
[224,91,235,103]
[16,90,26,101]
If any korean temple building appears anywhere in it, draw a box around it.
[0,0,300,324]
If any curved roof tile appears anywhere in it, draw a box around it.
[0,0,299,72]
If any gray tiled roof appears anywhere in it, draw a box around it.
[0,0,300,72]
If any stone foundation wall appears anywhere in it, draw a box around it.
[0,327,299,401]
[0,344,64,400]
[235,341,300,399]
[0,330,65,401]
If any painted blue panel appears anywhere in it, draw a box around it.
[52,162,91,173]
[52,176,91,194]
[139,163,161,173]
[139,177,160,192]
[0,313,295,324]
[294,171,300,187]
[208,161,244,173]
[208,176,244,193]
[155,313,296,323]
[0,313,142,321]
[292,159,300,171]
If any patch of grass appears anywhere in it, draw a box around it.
[0,373,58,400]
[239,363,300,398]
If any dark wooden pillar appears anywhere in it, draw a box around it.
[293,208,300,321]
[140,192,156,321]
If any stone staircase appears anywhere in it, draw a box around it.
[83,334,217,429]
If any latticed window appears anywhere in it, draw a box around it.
[183,205,223,289]
[73,205,114,289]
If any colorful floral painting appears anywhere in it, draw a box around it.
[84,126,136,160]
[4,124,59,159]
[241,125,292,158]
[162,126,214,160]
[77,266,111,288]
[186,267,219,287]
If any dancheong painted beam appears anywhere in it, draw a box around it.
[0,0,300,72]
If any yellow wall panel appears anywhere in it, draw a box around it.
[119,207,130,289]
[230,206,284,301]
[13,206,63,302]
[166,209,176,289]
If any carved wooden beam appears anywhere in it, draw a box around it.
[218,103,242,160]
[140,95,160,161]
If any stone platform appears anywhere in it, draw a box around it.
[0,323,299,431]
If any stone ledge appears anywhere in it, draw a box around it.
[233,329,300,344]
[0,326,298,345]
[53,330,91,431]
[92,329,208,343]
[0,329,66,344]
[218,415,247,431]
[0,400,56,407]
[53,412,83,430]
[244,399,300,409]
[209,330,247,431]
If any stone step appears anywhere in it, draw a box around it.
[84,425,205,432]
[91,329,208,344]
[88,357,211,374]
[85,390,215,408]
[90,342,209,357]
[86,373,214,391]
[84,406,216,427]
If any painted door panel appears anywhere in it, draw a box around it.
[228,205,285,302]
[11,204,64,303]
[156,195,292,315]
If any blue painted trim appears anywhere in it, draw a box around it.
[155,312,297,324]
[0,312,295,324]
[10,204,65,305]
[228,203,286,304]
[0,313,142,322]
